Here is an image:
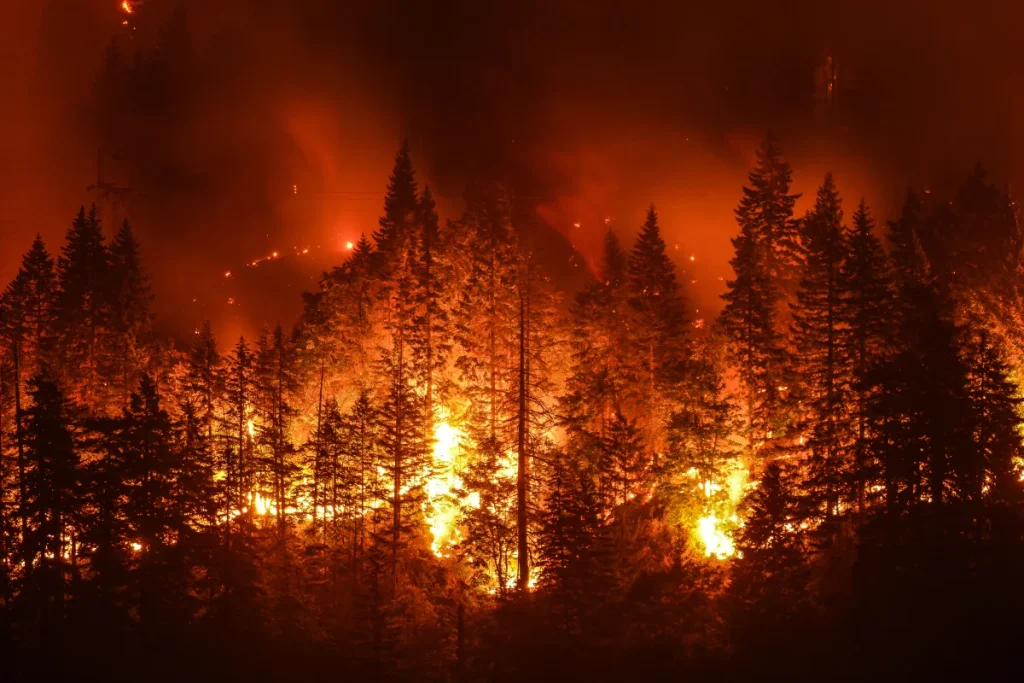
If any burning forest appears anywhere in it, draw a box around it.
[2,1,1024,682]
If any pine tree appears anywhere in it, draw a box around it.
[735,133,802,295]
[18,374,80,642]
[453,183,518,447]
[0,360,14,608]
[76,413,133,638]
[308,396,344,546]
[730,461,807,629]
[513,248,557,593]
[664,339,740,538]
[374,140,419,274]
[868,298,972,514]
[1,236,58,547]
[719,214,789,461]
[410,185,451,424]
[721,135,801,463]
[840,200,894,512]
[537,446,610,626]
[596,412,648,509]
[108,220,154,403]
[458,435,517,596]
[55,206,111,409]
[120,375,195,641]
[377,345,430,577]
[627,205,688,463]
[340,390,383,569]
[254,325,300,534]
[1,235,58,380]
[222,337,255,526]
[563,230,638,454]
[182,321,221,459]
[791,173,850,521]
[962,330,1023,507]
[887,192,931,300]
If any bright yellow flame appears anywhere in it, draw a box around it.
[345,241,354,250]
[697,514,735,559]
[251,491,272,516]
[247,419,256,439]
[131,541,142,553]
[691,465,748,560]
[121,1,134,14]
[424,414,464,557]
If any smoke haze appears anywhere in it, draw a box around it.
[1,0,1021,340]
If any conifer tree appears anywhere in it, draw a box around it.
[596,412,648,509]
[458,436,517,595]
[0,361,14,607]
[453,184,518,447]
[77,413,133,636]
[735,134,802,295]
[1,236,58,544]
[887,192,931,301]
[868,296,972,514]
[120,375,196,639]
[840,200,893,512]
[962,330,1023,507]
[730,461,807,627]
[410,185,451,424]
[721,135,801,462]
[55,206,112,408]
[222,337,255,525]
[1,235,58,381]
[340,390,383,568]
[719,215,788,460]
[513,247,558,593]
[791,174,850,520]
[563,231,638,459]
[627,205,688,463]
[18,374,80,637]
[665,339,740,530]
[377,345,430,577]
[108,220,154,402]
[373,140,419,273]
[308,396,344,546]
[537,447,610,624]
[254,325,300,534]
[182,321,220,456]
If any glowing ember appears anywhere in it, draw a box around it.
[121,1,134,14]
[345,241,354,250]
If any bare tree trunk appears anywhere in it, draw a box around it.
[13,342,27,548]
[316,357,325,543]
[516,278,530,594]
[392,332,404,580]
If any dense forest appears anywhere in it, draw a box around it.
[3,135,1024,681]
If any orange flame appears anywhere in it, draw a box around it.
[121,1,134,14]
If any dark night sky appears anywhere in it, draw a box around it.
[0,0,1021,342]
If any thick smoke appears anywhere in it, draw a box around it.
[0,0,1020,340]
